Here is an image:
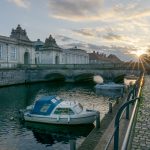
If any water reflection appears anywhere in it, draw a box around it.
[0,82,109,150]
[25,122,94,146]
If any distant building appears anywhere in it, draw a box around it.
[35,35,62,64]
[88,51,122,64]
[0,25,35,67]
[107,54,122,63]
[35,35,89,64]
[0,25,89,67]
[62,47,89,64]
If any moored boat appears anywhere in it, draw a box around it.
[21,96,98,125]
[124,75,138,80]
[95,82,125,98]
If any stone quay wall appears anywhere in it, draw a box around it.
[0,69,46,87]
[0,66,140,87]
[0,69,26,86]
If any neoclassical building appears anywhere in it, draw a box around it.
[35,35,89,64]
[0,25,89,67]
[35,35,63,64]
[0,25,35,67]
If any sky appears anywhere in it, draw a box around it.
[0,0,150,61]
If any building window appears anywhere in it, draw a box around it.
[0,45,3,59]
[10,47,17,60]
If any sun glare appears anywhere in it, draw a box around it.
[130,49,147,57]
[136,50,146,57]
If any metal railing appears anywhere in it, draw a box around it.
[104,73,144,150]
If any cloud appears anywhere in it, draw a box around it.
[48,0,103,21]
[72,28,108,38]
[128,9,150,20]
[103,33,122,41]
[71,27,127,47]
[54,35,75,42]
[72,29,95,37]
[8,0,30,8]
[47,0,150,22]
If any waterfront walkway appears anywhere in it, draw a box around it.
[131,76,150,150]
[78,98,125,150]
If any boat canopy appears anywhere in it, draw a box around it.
[95,83,125,89]
[31,96,61,115]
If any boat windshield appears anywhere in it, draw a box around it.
[54,108,74,115]
[74,103,83,114]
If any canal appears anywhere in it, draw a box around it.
[0,81,110,150]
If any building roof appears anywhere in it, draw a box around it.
[107,54,121,62]
[0,24,34,47]
[67,46,87,53]
[34,39,44,50]
[38,35,62,52]
[34,39,44,46]
[10,24,31,42]
[89,51,122,62]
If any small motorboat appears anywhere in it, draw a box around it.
[124,75,138,86]
[21,96,98,125]
[95,82,125,98]
[124,75,138,80]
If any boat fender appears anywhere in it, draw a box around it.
[57,115,60,121]
[68,115,70,123]
[27,114,31,117]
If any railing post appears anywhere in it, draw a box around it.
[114,125,119,150]
[109,101,112,113]
[114,115,120,150]
[70,140,76,150]
[126,83,137,119]
[116,98,119,104]
[126,89,133,120]
[96,111,100,129]
[126,103,130,120]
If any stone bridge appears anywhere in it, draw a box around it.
[24,64,140,83]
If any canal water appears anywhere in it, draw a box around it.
[0,81,110,150]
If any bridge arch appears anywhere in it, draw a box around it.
[113,74,126,83]
[40,66,140,83]
[44,72,65,81]
[74,73,94,82]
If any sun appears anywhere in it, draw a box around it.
[130,49,147,58]
[136,50,146,57]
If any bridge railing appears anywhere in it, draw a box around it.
[18,63,133,69]
[1,63,138,69]
[0,62,146,71]
[104,73,144,150]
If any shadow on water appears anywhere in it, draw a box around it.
[24,122,94,145]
